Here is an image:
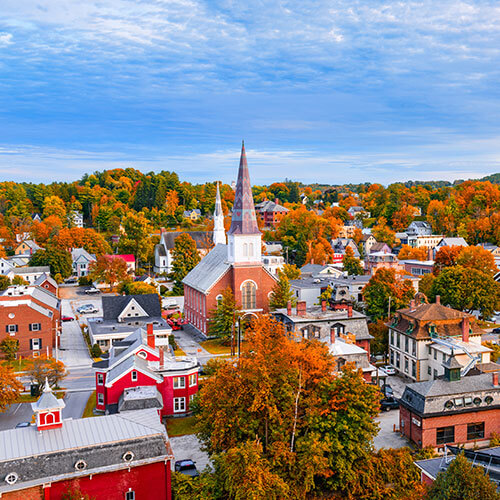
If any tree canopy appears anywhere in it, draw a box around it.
[171,233,200,295]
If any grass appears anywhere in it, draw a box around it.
[165,415,197,437]
[200,339,232,355]
[82,391,97,418]
[16,390,65,403]
[174,347,186,356]
[478,320,499,329]
[2,358,33,372]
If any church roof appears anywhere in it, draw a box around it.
[182,244,231,294]
[227,142,260,236]
[214,182,223,218]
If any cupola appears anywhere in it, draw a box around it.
[31,378,65,430]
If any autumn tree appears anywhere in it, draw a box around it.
[43,195,66,220]
[305,236,334,265]
[430,266,500,318]
[418,273,435,299]
[0,275,10,291]
[89,255,129,289]
[269,271,296,310]
[118,281,158,295]
[118,211,154,263]
[372,217,396,246]
[27,356,67,393]
[0,365,22,411]
[433,245,462,275]
[398,244,429,261]
[343,246,365,275]
[0,337,19,361]
[280,263,301,280]
[209,287,239,341]
[368,319,389,356]
[29,247,73,278]
[171,233,200,295]
[457,246,498,275]
[427,453,500,500]
[363,268,415,320]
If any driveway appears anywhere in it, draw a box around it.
[374,409,409,450]
[170,434,210,472]
[0,403,34,430]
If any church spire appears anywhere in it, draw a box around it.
[228,141,260,236]
[213,182,226,245]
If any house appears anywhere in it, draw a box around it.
[71,248,96,277]
[347,206,370,218]
[273,299,373,356]
[330,334,377,382]
[14,239,43,256]
[87,294,171,351]
[365,252,402,275]
[360,234,377,255]
[5,255,29,268]
[400,259,434,277]
[0,380,173,499]
[299,263,344,278]
[400,359,500,449]
[108,254,136,273]
[415,446,500,487]
[331,238,360,258]
[93,324,199,419]
[34,273,58,295]
[396,232,409,246]
[388,297,491,382]
[7,266,51,285]
[69,210,84,228]
[32,213,42,223]
[261,255,285,276]
[182,143,278,335]
[254,199,289,227]
[409,235,443,249]
[329,275,371,303]
[154,230,211,275]
[0,258,13,275]
[368,242,392,254]
[0,285,61,357]
[434,237,468,257]
[407,221,433,237]
[183,209,201,221]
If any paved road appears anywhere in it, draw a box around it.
[170,435,210,472]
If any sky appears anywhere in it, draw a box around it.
[1,0,500,185]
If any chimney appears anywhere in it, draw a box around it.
[435,295,440,305]
[493,372,499,387]
[159,347,165,367]
[297,301,307,317]
[330,328,335,344]
[409,300,416,312]
[275,198,279,204]
[147,323,155,349]
[462,317,470,343]
[347,304,353,318]
[287,301,292,315]
[321,300,327,312]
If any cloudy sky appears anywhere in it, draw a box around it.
[1,0,500,185]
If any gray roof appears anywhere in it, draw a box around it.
[34,273,57,289]
[106,354,162,386]
[118,386,163,412]
[160,231,211,250]
[0,409,171,493]
[182,243,231,294]
[401,373,500,416]
[71,247,96,262]
[255,200,289,213]
[300,263,325,275]
[438,237,468,247]
[11,266,50,275]
[102,294,161,321]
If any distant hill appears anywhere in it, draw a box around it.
[479,173,500,184]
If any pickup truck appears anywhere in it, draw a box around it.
[84,287,100,294]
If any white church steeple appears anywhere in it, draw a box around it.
[213,182,226,246]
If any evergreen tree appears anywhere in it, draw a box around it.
[294,234,308,268]
[209,287,239,340]
[154,178,167,209]
[171,233,200,295]
[288,182,300,203]
[269,271,296,310]
[29,247,73,279]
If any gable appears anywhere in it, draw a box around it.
[118,298,150,322]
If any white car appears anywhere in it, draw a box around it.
[382,365,396,375]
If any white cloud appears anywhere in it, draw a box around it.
[0,33,13,46]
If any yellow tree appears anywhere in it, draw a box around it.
[43,195,67,220]
[0,365,22,411]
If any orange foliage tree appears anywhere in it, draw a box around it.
[305,236,335,265]
[457,246,498,275]
[398,245,429,261]
[0,365,22,411]
[433,245,462,275]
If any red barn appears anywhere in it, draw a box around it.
[182,142,277,335]
[0,381,173,500]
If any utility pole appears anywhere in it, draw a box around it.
[387,295,392,320]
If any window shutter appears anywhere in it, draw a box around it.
[15,325,18,332]
[39,338,42,349]
[29,339,33,350]
[29,324,32,331]
[5,325,8,333]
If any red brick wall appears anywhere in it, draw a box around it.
[0,303,55,357]
[3,486,43,500]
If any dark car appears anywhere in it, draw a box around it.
[382,384,394,398]
[492,327,500,334]
[175,459,199,477]
[15,422,31,428]
[380,397,400,412]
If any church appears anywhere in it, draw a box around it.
[183,142,277,335]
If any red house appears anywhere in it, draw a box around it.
[254,199,289,228]
[0,381,173,500]
[93,324,199,418]
[183,142,277,335]
[108,254,136,273]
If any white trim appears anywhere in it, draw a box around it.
[239,279,258,291]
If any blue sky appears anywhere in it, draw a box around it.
[1,0,500,185]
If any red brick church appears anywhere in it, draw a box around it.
[183,142,277,334]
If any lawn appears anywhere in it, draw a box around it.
[2,358,34,372]
[200,339,232,355]
[82,391,97,418]
[165,415,197,437]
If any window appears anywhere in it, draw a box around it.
[30,338,41,350]
[123,451,135,462]
[390,331,394,345]
[412,361,416,378]
[467,422,484,440]
[404,357,409,373]
[405,337,409,353]
[6,324,17,333]
[174,397,186,413]
[5,473,18,485]
[396,334,400,349]
[174,376,186,389]
[29,323,41,331]
[436,426,455,445]
[396,352,400,368]
[433,369,437,379]
[390,350,394,365]
[131,371,138,382]
[189,374,197,387]
[412,341,416,357]
[97,393,104,405]
[189,393,196,403]
[433,349,437,360]
[75,460,87,471]
[241,281,256,310]
[428,366,431,375]
[97,373,104,385]
[125,491,135,500]
[137,351,147,359]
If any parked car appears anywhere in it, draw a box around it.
[382,384,394,397]
[77,304,98,314]
[61,315,75,322]
[381,365,396,375]
[174,460,199,478]
[492,327,500,334]
[380,397,400,412]
[64,277,78,284]
[84,287,100,295]
[15,422,31,428]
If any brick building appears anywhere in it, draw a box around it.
[0,380,173,500]
[93,324,199,418]
[183,142,277,335]
[400,356,500,449]
[254,199,289,228]
[0,285,60,357]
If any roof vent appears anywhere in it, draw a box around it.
[5,472,18,485]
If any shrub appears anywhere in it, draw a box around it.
[91,344,102,358]
[79,276,92,286]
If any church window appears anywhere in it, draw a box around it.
[249,243,254,256]
[241,281,256,310]
[243,243,248,257]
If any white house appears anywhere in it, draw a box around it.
[71,248,96,277]
[69,210,84,228]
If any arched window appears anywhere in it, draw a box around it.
[249,243,254,256]
[45,412,54,425]
[216,294,223,305]
[243,243,248,257]
[241,281,256,310]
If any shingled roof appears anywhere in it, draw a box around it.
[102,294,161,321]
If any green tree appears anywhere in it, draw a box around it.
[343,246,365,275]
[363,268,414,320]
[418,273,435,299]
[0,337,19,361]
[294,234,308,268]
[118,280,158,295]
[269,272,296,310]
[27,356,67,391]
[280,263,301,280]
[0,275,10,291]
[430,266,500,318]
[11,275,29,286]
[209,287,239,340]
[29,247,73,279]
[171,233,200,295]
[118,211,154,264]
[427,453,500,500]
